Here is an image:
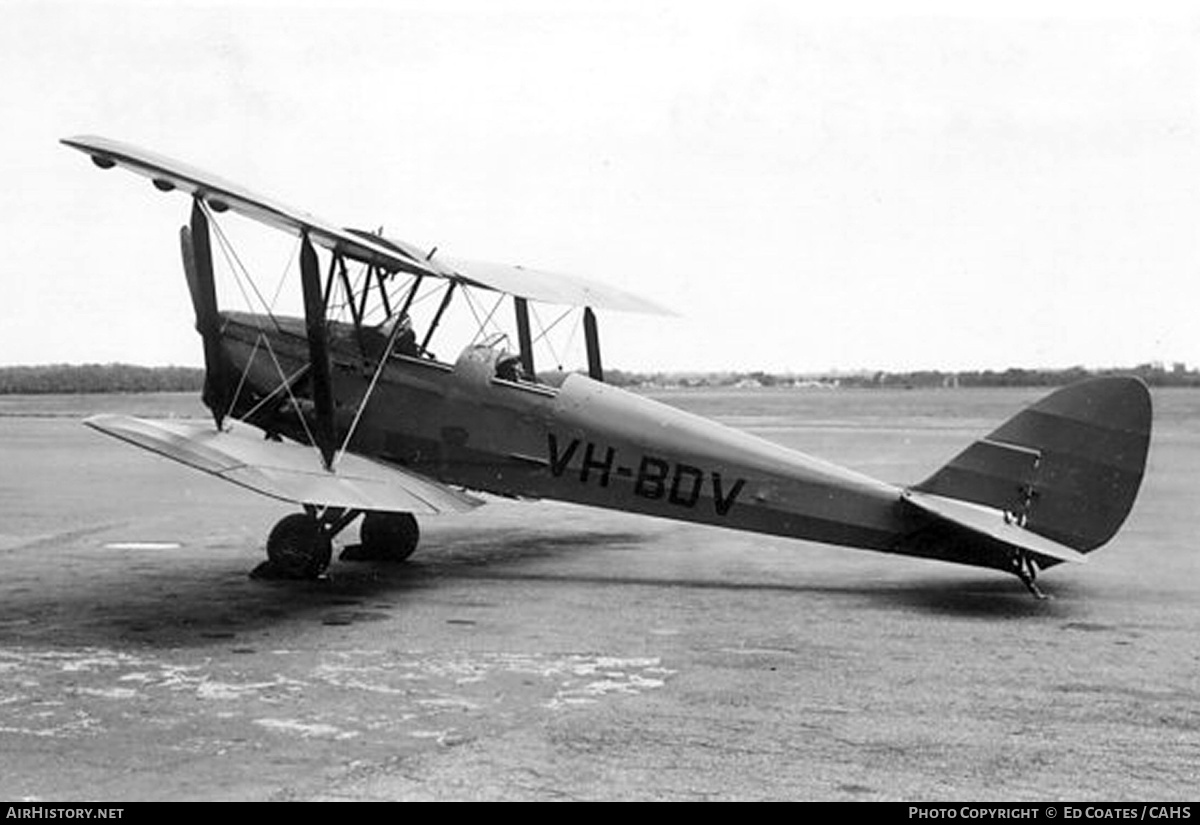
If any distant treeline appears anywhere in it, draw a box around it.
[608,362,1200,390]
[1,361,1196,394]
[0,364,205,394]
[847,363,1200,389]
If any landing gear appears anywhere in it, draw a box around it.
[252,512,333,580]
[1011,550,1047,600]
[250,508,419,579]
[340,511,420,563]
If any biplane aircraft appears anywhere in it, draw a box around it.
[62,135,1152,598]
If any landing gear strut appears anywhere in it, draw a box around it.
[1011,550,1047,600]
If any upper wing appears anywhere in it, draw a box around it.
[85,414,481,514]
[442,257,673,316]
[62,135,440,278]
[63,135,673,315]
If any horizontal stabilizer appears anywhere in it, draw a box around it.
[903,490,1087,566]
[84,414,481,514]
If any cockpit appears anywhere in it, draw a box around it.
[377,314,420,358]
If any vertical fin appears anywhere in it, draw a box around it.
[912,377,1152,553]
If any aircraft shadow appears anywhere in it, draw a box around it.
[0,528,1083,649]
[852,578,1084,619]
[0,529,657,649]
[410,528,1087,620]
[430,564,1082,620]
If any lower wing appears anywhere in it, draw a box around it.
[85,414,481,514]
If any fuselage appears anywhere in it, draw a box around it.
[217,312,928,558]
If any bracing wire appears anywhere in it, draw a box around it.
[204,203,279,329]
[560,309,582,366]
[262,339,318,449]
[268,235,301,311]
[461,288,485,341]
[462,289,507,346]
[531,304,576,343]
[335,316,412,465]
[529,303,577,369]
[200,206,324,461]
[239,358,310,423]
[223,333,262,424]
[409,279,448,310]
[383,275,415,320]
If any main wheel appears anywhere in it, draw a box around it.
[352,511,420,562]
[261,513,332,579]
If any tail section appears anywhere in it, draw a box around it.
[912,377,1152,555]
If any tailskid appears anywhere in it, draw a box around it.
[1011,551,1046,600]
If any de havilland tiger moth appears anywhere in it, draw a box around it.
[61,135,1152,598]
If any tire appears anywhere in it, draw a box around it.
[358,512,420,562]
[265,513,332,579]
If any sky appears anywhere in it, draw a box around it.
[2,0,1197,373]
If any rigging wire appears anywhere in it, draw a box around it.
[461,286,483,331]
[463,288,507,346]
[371,273,414,324]
[223,333,262,424]
[409,279,448,310]
[264,343,319,450]
[560,308,582,367]
[238,359,310,423]
[469,291,508,346]
[531,304,575,343]
[200,206,325,462]
[529,303,576,370]
[383,274,415,320]
[268,234,301,311]
[203,203,279,330]
[334,315,412,465]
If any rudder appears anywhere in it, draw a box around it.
[912,377,1152,553]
